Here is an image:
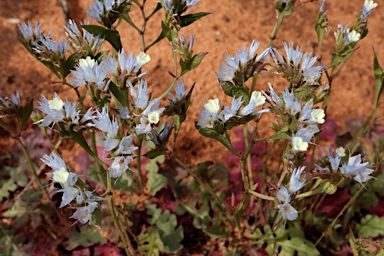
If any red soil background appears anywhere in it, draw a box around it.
[0,0,383,167]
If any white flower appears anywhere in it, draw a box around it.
[204,98,220,114]
[346,30,361,44]
[250,91,266,107]
[310,109,325,124]
[52,167,69,184]
[292,135,309,153]
[79,56,96,69]
[336,147,346,157]
[135,52,151,71]
[363,0,378,16]
[59,187,80,208]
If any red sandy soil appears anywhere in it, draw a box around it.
[0,0,383,167]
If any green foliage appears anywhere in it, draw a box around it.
[145,153,167,196]
[0,224,24,256]
[138,227,164,256]
[145,201,184,253]
[0,166,27,201]
[180,52,208,76]
[82,25,122,51]
[63,225,107,251]
[373,49,384,108]
[357,215,384,238]
[253,225,319,256]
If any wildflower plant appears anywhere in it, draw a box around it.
[1,0,383,255]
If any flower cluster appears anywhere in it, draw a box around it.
[88,0,132,27]
[121,79,165,137]
[276,166,306,223]
[41,153,104,224]
[64,20,103,56]
[216,40,270,85]
[270,42,323,86]
[36,93,94,127]
[161,0,200,15]
[197,91,268,130]
[0,92,20,109]
[262,83,325,153]
[316,148,374,186]
[93,106,138,178]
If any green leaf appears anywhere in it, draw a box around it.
[138,227,164,256]
[62,51,80,78]
[357,215,384,238]
[145,201,184,253]
[220,81,250,104]
[19,99,33,131]
[180,52,208,76]
[266,226,320,256]
[255,126,291,142]
[179,12,211,27]
[109,81,128,107]
[82,25,122,51]
[349,229,359,256]
[373,48,384,108]
[161,21,176,42]
[0,166,28,201]
[196,126,236,155]
[63,225,107,251]
[145,154,167,196]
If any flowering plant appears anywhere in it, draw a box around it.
[1,0,383,255]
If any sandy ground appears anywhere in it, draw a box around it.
[0,0,383,165]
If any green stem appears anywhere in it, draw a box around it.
[139,1,147,52]
[277,157,288,188]
[0,224,24,255]
[107,195,134,255]
[160,50,179,99]
[172,152,234,212]
[243,125,254,189]
[315,185,365,246]
[91,131,106,188]
[136,138,144,194]
[266,12,284,48]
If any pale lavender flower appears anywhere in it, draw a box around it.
[168,80,186,102]
[327,147,342,171]
[216,63,236,82]
[129,80,149,109]
[278,202,298,222]
[197,98,220,128]
[18,22,41,42]
[262,83,283,108]
[220,97,242,122]
[36,94,65,127]
[70,201,99,224]
[114,135,137,155]
[288,166,306,193]
[59,187,80,208]
[276,186,298,222]
[118,106,131,120]
[296,124,319,142]
[282,89,301,115]
[301,100,325,124]
[183,0,199,7]
[109,156,133,178]
[68,56,109,90]
[239,91,268,116]
[340,154,374,185]
[64,20,103,53]
[41,152,67,172]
